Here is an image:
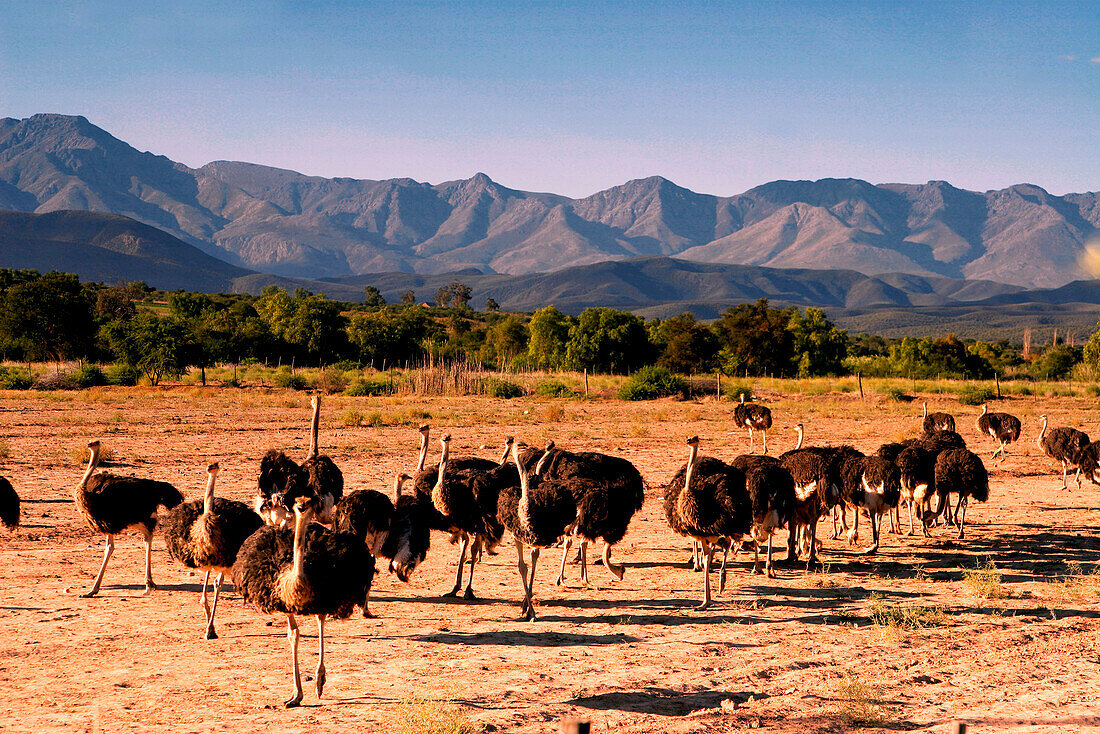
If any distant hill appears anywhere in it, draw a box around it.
[1,113,1098,288]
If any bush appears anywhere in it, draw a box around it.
[315,367,349,395]
[74,365,106,388]
[618,366,686,401]
[344,379,389,397]
[32,367,104,390]
[274,370,308,391]
[341,409,364,427]
[105,363,140,387]
[0,367,35,390]
[881,386,912,402]
[723,381,753,402]
[535,380,574,398]
[331,360,362,372]
[481,377,524,398]
[957,384,996,406]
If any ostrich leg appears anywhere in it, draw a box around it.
[315,614,327,697]
[556,533,573,585]
[285,614,303,708]
[200,570,212,619]
[463,544,478,600]
[515,540,531,619]
[81,534,115,598]
[602,541,624,581]
[444,534,470,597]
[748,428,755,453]
[525,548,541,621]
[578,541,590,587]
[204,572,224,640]
[765,532,775,578]
[698,540,713,610]
[957,497,968,539]
[140,526,156,594]
[862,512,880,555]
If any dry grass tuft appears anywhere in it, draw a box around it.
[0,438,9,459]
[963,558,1007,599]
[399,692,480,734]
[833,671,896,728]
[867,595,946,629]
[341,409,364,427]
[71,443,116,465]
[543,404,564,421]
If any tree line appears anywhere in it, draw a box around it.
[0,269,1093,384]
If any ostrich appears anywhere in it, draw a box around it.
[841,456,901,554]
[779,426,833,569]
[413,427,507,600]
[0,476,19,529]
[663,437,751,609]
[1038,415,1090,489]
[74,440,183,597]
[254,395,342,527]
[975,404,1022,463]
[733,395,773,454]
[533,441,645,586]
[925,449,989,539]
[498,439,578,621]
[162,462,263,638]
[232,492,373,708]
[878,443,936,536]
[922,403,956,434]
[1076,443,1100,486]
[729,455,795,578]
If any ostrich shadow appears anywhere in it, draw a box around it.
[567,687,760,716]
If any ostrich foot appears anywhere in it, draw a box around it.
[861,544,879,556]
[205,626,218,640]
[79,590,99,599]
[695,600,711,611]
[284,693,302,708]
[442,587,461,598]
[142,583,157,596]
[767,567,777,579]
[846,530,858,545]
[463,587,476,601]
[608,563,625,581]
[555,575,565,586]
[315,667,326,697]
[361,609,377,619]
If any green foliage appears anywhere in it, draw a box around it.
[0,272,96,361]
[482,315,528,368]
[1031,345,1079,380]
[535,380,574,397]
[481,377,523,398]
[723,382,753,402]
[787,306,848,376]
[712,299,794,377]
[104,312,192,385]
[435,279,473,309]
[526,305,572,369]
[882,386,911,402]
[273,369,308,390]
[484,296,499,312]
[105,362,140,387]
[566,307,650,373]
[867,335,993,379]
[957,384,996,405]
[315,367,349,394]
[618,366,686,401]
[649,313,718,373]
[0,366,34,390]
[363,285,386,307]
[344,378,390,397]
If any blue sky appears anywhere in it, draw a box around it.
[1,1,1097,196]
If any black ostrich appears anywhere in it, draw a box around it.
[1076,443,1100,486]
[74,440,183,597]
[1038,415,1090,489]
[825,446,867,540]
[498,439,578,621]
[779,425,833,569]
[419,433,506,600]
[232,492,373,708]
[0,476,19,529]
[922,403,956,434]
[663,437,751,609]
[413,426,507,599]
[254,395,342,527]
[729,455,795,578]
[733,394,773,454]
[925,449,989,539]
[918,429,968,453]
[878,443,936,536]
[975,405,1022,463]
[532,441,645,586]
[163,462,263,638]
[841,455,901,554]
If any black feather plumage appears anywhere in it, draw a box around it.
[663,457,751,540]
[163,497,263,571]
[76,474,183,535]
[0,476,19,529]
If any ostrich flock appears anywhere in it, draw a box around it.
[0,393,1094,707]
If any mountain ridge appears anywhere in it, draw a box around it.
[1,113,1097,288]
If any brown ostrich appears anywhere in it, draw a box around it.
[975,404,1022,463]
[733,395,773,454]
[1038,415,1090,489]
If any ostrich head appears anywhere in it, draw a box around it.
[686,435,700,447]
[418,424,430,437]
[207,462,220,475]
[290,492,321,519]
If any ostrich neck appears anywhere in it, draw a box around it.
[513,449,533,532]
[1038,419,1047,447]
[677,444,699,520]
[308,401,320,459]
[794,428,803,451]
[497,443,511,466]
[290,509,310,580]
[392,475,406,500]
[534,450,552,476]
[202,474,217,515]
[431,442,450,513]
[78,448,100,491]
[416,433,429,473]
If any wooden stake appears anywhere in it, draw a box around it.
[560,721,591,734]
[584,368,589,397]
[950,723,967,734]
[858,372,864,399]
[716,370,721,398]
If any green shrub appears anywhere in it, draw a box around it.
[881,386,912,402]
[315,366,349,395]
[32,367,105,390]
[535,380,574,398]
[74,365,106,388]
[0,367,35,390]
[723,381,753,402]
[481,377,524,398]
[1016,385,1033,396]
[274,370,308,390]
[331,360,362,372]
[1086,385,1100,398]
[618,366,686,401]
[344,379,389,397]
[105,363,140,387]
[957,384,996,406]
[341,409,364,427]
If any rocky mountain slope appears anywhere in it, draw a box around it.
[2,113,1097,287]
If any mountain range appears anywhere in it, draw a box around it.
[2,113,1098,289]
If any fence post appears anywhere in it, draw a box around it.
[858,372,864,399]
[584,368,589,397]
[560,721,590,734]
[716,370,721,398]
[950,723,967,734]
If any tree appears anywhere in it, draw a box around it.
[0,272,96,362]
[485,314,528,368]
[649,313,719,373]
[1032,345,1078,380]
[94,282,144,321]
[400,289,416,306]
[565,307,651,373]
[527,305,572,369]
[711,299,795,376]
[363,285,386,308]
[787,307,848,376]
[105,313,192,385]
[168,291,215,321]
[435,279,473,309]
[485,296,499,312]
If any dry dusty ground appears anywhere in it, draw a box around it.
[2,387,1100,733]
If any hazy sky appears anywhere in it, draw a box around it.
[2,1,1097,197]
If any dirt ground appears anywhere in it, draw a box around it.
[3,386,1100,733]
